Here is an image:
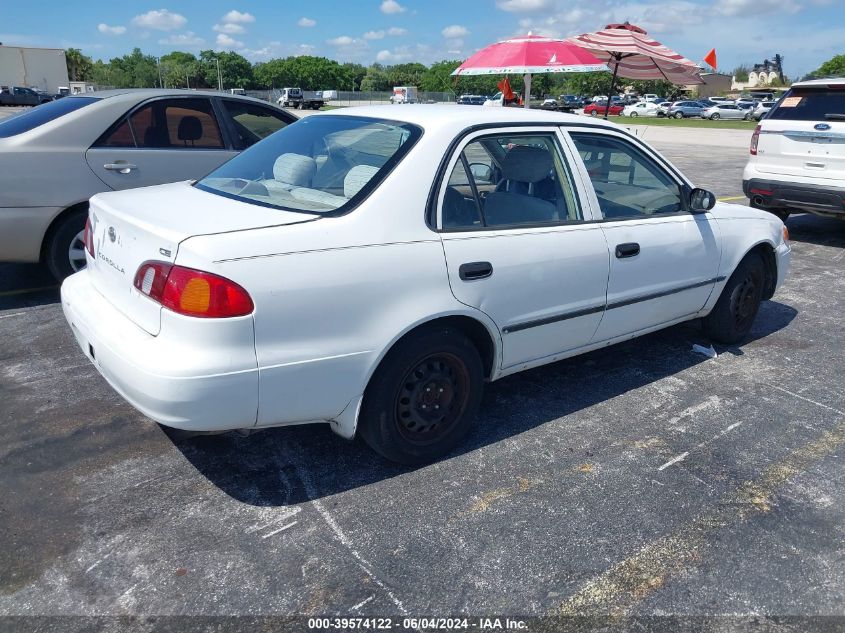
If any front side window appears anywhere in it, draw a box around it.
[569,133,683,219]
[221,100,291,149]
[196,115,421,214]
[441,133,581,230]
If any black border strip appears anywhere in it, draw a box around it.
[502,276,726,334]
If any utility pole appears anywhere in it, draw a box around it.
[157,58,163,89]
[216,58,222,91]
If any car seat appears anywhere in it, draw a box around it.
[484,145,558,225]
[177,116,202,147]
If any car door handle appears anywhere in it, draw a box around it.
[459,261,493,281]
[615,242,640,258]
[103,162,137,173]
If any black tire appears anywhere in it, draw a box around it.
[703,252,765,345]
[358,326,484,465]
[45,208,87,281]
[674,112,683,119]
[630,112,638,117]
[743,112,751,121]
[711,113,720,120]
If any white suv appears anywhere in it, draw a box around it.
[743,78,845,221]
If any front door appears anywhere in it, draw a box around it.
[566,130,721,343]
[86,97,237,190]
[437,128,609,370]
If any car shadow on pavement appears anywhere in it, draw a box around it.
[0,263,60,311]
[168,299,797,507]
[784,213,845,248]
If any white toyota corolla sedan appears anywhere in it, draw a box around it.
[61,106,791,464]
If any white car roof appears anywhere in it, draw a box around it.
[791,77,845,88]
[310,104,621,134]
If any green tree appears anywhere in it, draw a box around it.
[732,65,750,82]
[420,60,461,92]
[342,62,367,91]
[159,51,203,89]
[199,50,253,89]
[360,64,389,91]
[805,54,845,80]
[65,48,93,81]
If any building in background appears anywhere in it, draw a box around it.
[0,45,69,93]
[684,72,732,98]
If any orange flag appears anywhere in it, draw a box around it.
[497,76,515,101]
[704,48,717,71]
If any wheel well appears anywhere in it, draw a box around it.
[39,202,89,262]
[749,242,777,300]
[394,316,497,379]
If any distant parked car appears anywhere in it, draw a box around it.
[701,103,751,120]
[709,96,734,104]
[752,100,776,121]
[583,100,624,116]
[667,100,707,119]
[0,89,296,279]
[457,95,486,105]
[621,101,660,117]
[0,86,52,106]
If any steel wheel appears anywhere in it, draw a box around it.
[729,273,759,333]
[395,352,470,445]
[68,229,87,273]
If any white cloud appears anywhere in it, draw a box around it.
[159,31,204,46]
[364,30,386,40]
[213,23,245,34]
[387,27,407,36]
[216,33,244,48]
[327,35,357,46]
[131,9,187,31]
[715,0,799,15]
[496,0,552,11]
[441,25,469,38]
[297,17,317,27]
[376,48,412,63]
[380,0,406,14]
[97,23,126,35]
[221,10,255,23]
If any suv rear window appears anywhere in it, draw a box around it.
[0,96,99,138]
[767,87,845,121]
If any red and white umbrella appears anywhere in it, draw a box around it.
[452,34,607,108]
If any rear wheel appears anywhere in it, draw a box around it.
[359,326,483,465]
[743,112,751,121]
[630,112,638,117]
[590,110,597,117]
[45,208,87,281]
[711,113,720,120]
[674,111,683,119]
[703,252,765,344]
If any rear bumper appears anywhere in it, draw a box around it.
[743,178,845,217]
[61,270,259,431]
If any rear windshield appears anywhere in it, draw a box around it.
[768,87,845,121]
[196,115,422,215]
[0,96,99,138]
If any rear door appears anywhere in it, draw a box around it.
[564,129,720,342]
[86,96,238,190]
[437,127,609,369]
[755,85,845,181]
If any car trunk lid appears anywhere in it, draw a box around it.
[86,181,319,335]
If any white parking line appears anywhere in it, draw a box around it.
[351,595,374,611]
[261,521,298,538]
[765,383,845,416]
[658,422,744,471]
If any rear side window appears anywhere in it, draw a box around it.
[95,98,224,149]
[768,87,845,121]
[0,97,98,138]
[221,100,291,149]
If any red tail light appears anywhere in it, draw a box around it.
[750,124,761,155]
[83,216,94,256]
[134,261,254,318]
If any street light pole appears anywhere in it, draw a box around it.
[216,58,222,91]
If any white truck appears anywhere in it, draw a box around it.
[276,87,326,110]
[390,86,418,104]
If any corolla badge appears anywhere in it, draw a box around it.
[108,226,117,243]
[814,123,831,131]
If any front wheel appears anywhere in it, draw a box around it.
[590,110,597,117]
[743,112,751,120]
[703,252,765,345]
[45,208,87,281]
[358,326,484,465]
[630,112,638,117]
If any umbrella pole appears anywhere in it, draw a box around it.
[523,72,531,109]
[605,57,620,120]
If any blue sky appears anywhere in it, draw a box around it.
[1,0,842,77]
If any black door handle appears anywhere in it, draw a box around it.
[459,261,493,281]
[615,242,640,258]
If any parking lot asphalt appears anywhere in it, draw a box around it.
[1,141,844,626]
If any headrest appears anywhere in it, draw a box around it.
[177,116,202,141]
[273,153,316,186]
[501,145,553,183]
[344,165,379,198]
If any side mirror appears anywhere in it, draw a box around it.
[689,187,716,213]
[469,163,493,184]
